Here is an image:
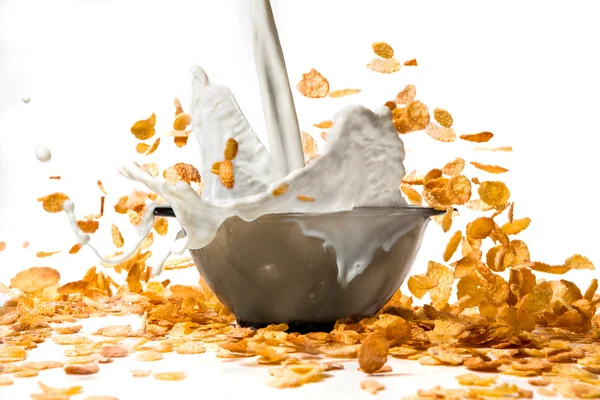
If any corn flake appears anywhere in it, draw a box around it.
[425,122,456,142]
[400,185,422,206]
[460,132,494,143]
[478,181,510,207]
[372,42,394,58]
[470,162,509,174]
[329,89,361,98]
[38,192,69,213]
[395,84,416,105]
[131,113,156,140]
[367,58,401,74]
[444,231,462,262]
[296,69,330,98]
[433,108,453,128]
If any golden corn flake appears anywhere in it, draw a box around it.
[111,224,124,248]
[466,217,495,240]
[478,181,510,207]
[64,364,99,375]
[433,108,453,128]
[10,267,60,292]
[38,192,70,213]
[360,379,385,395]
[131,369,151,377]
[314,120,333,129]
[176,341,206,354]
[0,377,13,386]
[54,325,82,334]
[173,113,191,131]
[136,351,163,362]
[100,345,129,358]
[442,158,465,176]
[395,84,416,105]
[296,195,315,202]
[36,250,61,258]
[447,175,472,205]
[404,59,418,66]
[0,345,27,362]
[81,396,119,400]
[367,58,401,74]
[475,146,513,152]
[77,219,99,234]
[565,254,594,270]
[152,217,169,237]
[224,138,239,161]
[174,97,184,115]
[174,136,189,148]
[441,209,454,232]
[470,161,509,174]
[272,183,290,197]
[372,41,394,59]
[172,162,201,183]
[464,357,501,372]
[296,69,330,98]
[400,185,422,206]
[154,371,186,381]
[218,160,235,189]
[393,101,431,134]
[329,89,361,98]
[443,231,462,262]
[145,137,160,156]
[459,132,494,143]
[425,122,456,142]
[358,332,389,374]
[13,369,39,377]
[136,143,149,154]
[131,113,156,140]
[502,217,531,235]
[427,262,454,310]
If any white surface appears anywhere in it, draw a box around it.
[0,0,599,399]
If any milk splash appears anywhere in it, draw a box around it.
[64,67,409,288]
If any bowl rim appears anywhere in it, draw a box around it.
[153,205,447,219]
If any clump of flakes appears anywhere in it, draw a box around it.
[0,39,598,400]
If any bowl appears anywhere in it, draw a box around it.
[154,206,443,328]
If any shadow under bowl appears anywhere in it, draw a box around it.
[185,207,443,328]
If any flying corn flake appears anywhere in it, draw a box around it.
[384,101,397,110]
[393,101,430,134]
[404,59,418,66]
[478,181,510,207]
[426,262,454,310]
[444,231,462,262]
[367,58,401,74]
[218,160,234,189]
[425,122,456,142]
[459,132,494,143]
[153,217,168,236]
[433,108,453,128]
[224,138,239,161]
[10,267,60,292]
[296,195,315,202]
[0,242,6,251]
[49,175,61,180]
[173,113,191,131]
[442,158,465,177]
[174,98,184,115]
[358,331,389,374]
[470,161,509,174]
[111,224,124,248]
[314,120,333,129]
[77,220,99,234]
[400,185,422,206]
[38,192,69,213]
[136,143,149,154]
[395,84,416,105]
[372,42,394,59]
[329,89,361,98]
[296,69,330,98]
[36,250,61,258]
[502,217,531,235]
[301,132,319,161]
[475,146,513,152]
[131,113,156,140]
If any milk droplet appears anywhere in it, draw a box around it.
[22,95,31,103]
[35,145,51,162]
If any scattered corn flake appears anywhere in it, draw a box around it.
[21,361,63,371]
[427,262,454,310]
[296,69,330,98]
[301,131,319,161]
[0,376,14,386]
[393,101,431,134]
[64,364,99,375]
[443,231,462,262]
[224,138,239,161]
[329,89,361,98]
[154,371,186,381]
[367,58,401,74]
[425,122,456,142]
[131,369,151,377]
[502,218,531,235]
[358,332,389,374]
[100,345,129,358]
[153,217,168,236]
[95,324,132,337]
[442,158,465,176]
[13,369,39,377]
[555,382,600,399]
[456,373,497,387]
[38,192,69,213]
[136,143,149,154]
[54,325,82,334]
[218,160,235,189]
[400,185,422,206]
[10,267,60,292]
[296,195,315,202]
[407,274,436,299]
[131,113,156,140]
[145,137,160,155]
[38,381,83,396]
[22,241,30,248]
[372,42,394,59]
[475,146,513,152]
[97,180,107,195]
[464,357,502,372]
[77,219,99,234]
[361,379,385,394]
[174,135,189,148]
[470,162,509,174]
[433,108,453,128]
[584,279,598,301]
[478,181,510,207]
[527,378,551,387]
[111,224,124,248]
[176,341,206,354]
[272,183,290,197]
[314,120,334,129]
[136,351,163,362]
[49,175,61,179]
[460,132,494,143]
[173,113,191,131]
[174,98,184,115]
[172,162,201,183]
[395,84,416,105]
[36,250,61,258]
[404,59,418,66]
[565,254,594,270]
[427,346,463,365]
[441,209,454,232]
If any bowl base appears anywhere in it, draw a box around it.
[237,320,335,334]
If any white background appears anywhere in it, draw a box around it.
[1,1,599,399]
